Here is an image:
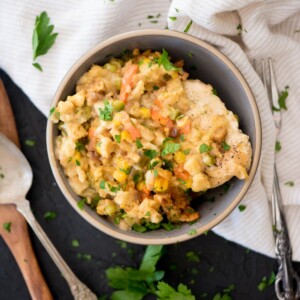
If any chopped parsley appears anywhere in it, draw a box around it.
[108,184,121,193]
[237,23,243,35]
[162,142,180,156]
[163,159,174,171]
[273,86,289,111]
[100,180,106,189]
[133,173,141,184]
[154,169,158,178]
[25,139,35,147]
[284,181,294,187]
[156,282,195,300]
[49,107,55,115]
[169,16,177,21]
[187,229,197,236]
[238,204,247,212]
[258,272,276,291]
[187,52,193,57]
[180,134,185,141]
[158,49,180,71]
[75,142,85,151]
[183,149,190,155]
[184,20,193,33]
[275,141,281,152]
[221,141,231,151]
[199,143,212,153]
[145,211,151,217]
[222,182,230,194]
[185,251,200,262]
[71,239,79,247]
[99,100,113,121]
[120,168,131,175]
[136,139,143,149]
[75,159,80,166]
[212,88,218,95]
[0,173,4,179]
[77,199,85,210]
[3,222,12,233]
[132,223,147,233]
[153,85,159,90]
[114,135,121,143]
[44,211,57,221]
[32,11,58,71]
[144,149,159,160]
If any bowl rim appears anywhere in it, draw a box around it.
[46,29,262,245]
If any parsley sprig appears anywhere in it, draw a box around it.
[106,245,196,300]
[32,11,58,71]
[99,100,113,121]
[158,49,180,72]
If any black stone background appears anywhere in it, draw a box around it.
[1,69,299,300]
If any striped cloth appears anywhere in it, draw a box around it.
[1,0,300,260]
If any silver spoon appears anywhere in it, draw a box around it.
[0,133,97,300]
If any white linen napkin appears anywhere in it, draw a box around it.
[1,0,300,260]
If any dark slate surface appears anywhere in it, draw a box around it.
[1,69,298,300]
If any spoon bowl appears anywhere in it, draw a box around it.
[0,133,32,204]
[0,133,97,300]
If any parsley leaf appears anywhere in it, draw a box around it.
[199,143,212,153]
[275,141,281,152]
[32,11,58,71]
[25,139,35,147]
[158,49,180,72]
[221,141,231,151]
[169,16,177,21]
[100,180,106,189]
[284,181,294,187]
[156,282,195,300]
[133,173,141,184]
[99,100,113,121]
[238,204,247,212]
[258,272,276,291]
[136,139,143,149]
[44,211,57,221]
[144,149,159,160]
[187,229,197,236]
[184,20,193,33]
[75,142,85,151]
[77,199,85,210]
[273,86,289,111]
[162,142,180,156]
[71,239,79,247]
[212,88,218,95]
[115,135,121,143]
[3,222,12,233]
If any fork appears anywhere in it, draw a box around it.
[258,58,300,300]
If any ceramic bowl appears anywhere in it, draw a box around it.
[46,29,261,244]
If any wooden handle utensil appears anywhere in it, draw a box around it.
[0,79,53,300]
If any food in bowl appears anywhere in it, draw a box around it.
[50,48,252,232]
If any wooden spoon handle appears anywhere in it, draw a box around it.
[0,79,53,300]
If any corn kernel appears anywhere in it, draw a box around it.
[72,151,81,163]
[184,179,192,189]
[139,107,151,119]
[113,119,122,127]
[95,143,102,155]
[174,151,186,164]
[116,158,129,170]
[113,169,127,183]
[170,71,179,79]
[154,178,169,192]
[121,130,132,142]
[137,181,146,191]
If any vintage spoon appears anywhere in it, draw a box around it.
[0,133,97,300]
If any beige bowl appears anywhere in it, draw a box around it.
[46,29,261,244]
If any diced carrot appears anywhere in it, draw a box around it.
[125,124,141,141]
[120,64,138,103]
[179,120,191,134]
[88,127,95,139]
[154,98,162,107]
[174,165,190,181]
[151,109,174,128]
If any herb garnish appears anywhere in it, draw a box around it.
[284,181,294,187]
[199,143,212,153]
[99,100,113,121]
[32,11,58,71]
[3,222,12,233]
[212,88,218,95]
[44,211,57,221]
[169,16,177,21]
[75,159,80,166]
[77,199,85,210]
[238,204,247,212]
[136,139,143,149]
[162,142,180,156]
[221,141,231,151]
[133,173,140,184]
[187,229,197,236]
[75,142,85,151]
[258,272,276,291]
[273,86,289,111]
[25,139,35,147]
[158,49,180,71]
[184,20,193,33]
[100,180,106,189]
[114,135,121,143]
[275,141,281,152]
[71,239,79,248]
[154,169,158,178]
[156,282,195,300]
[186,251,200,262]
[144,149,159,160]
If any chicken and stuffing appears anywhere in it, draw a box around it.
[51,48,252,231]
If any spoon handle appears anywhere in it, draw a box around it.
[17,199,97,300]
